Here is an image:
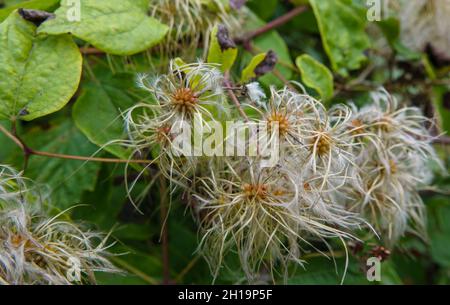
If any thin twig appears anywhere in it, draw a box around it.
[238,6,308,43]
[175,255,201,283]
[434,135,450,145]
[0,124,25,150]
[0,124,153,165]
[420,188,450,197]
[272,68,299,92]
[31,150,150,164]
[224,72,249,121]
[111,257,159,285]
[80,47,105,55]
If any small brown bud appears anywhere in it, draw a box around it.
[19,9,55,26]
[254,50,278,78]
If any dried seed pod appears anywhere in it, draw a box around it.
[0,165,120,285]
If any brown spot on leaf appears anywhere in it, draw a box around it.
[18,108,29,116]
[254,50,278,78]
[217,24,236,51]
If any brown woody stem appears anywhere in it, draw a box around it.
[0,124,152,167]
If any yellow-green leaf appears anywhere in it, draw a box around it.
[309,0,370,76]
[38,0,169,56]
[0,10,82,121]
[0,0,60,22]
[207,25,237,72]
[18,118,101,209]
[73,70,137,160]
[241,53,267,83]
[296,54,334,101]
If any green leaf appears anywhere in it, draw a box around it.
[288,255,399,285]
[380,261,403,285]
[246,0,278,21]
[427,196,450,267]
[432,86,450,135]
[38,0,169,56]
[72,164,124,229]
[391,250,428,284]
[72,164,157,242]
[241,52,266,83]
[377,17,400,46]
[421,54,437,80]
[95,244,162,285]
[0,10,82,121]
[73,70,137,159]
[207,25,238,72]
[288,256,368,285]
[21,118,101,209]
[94,272,148,285]
[241,10,293,87]
[0,120,17,162]
[296,54,334,101]
[0,0,60,22]
[290,0,309,5]
[309,0,370,76]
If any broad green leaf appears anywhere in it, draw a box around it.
[73,164,157,241]
[246,0,278,21]
[98,245,162,285]
[428,196,450,267]
[283,8,319,35]
[296,54,334,101]
[309,0,370,76]
[0,10,82,121]
[20,118,101,209]
[73,70,137,160]
[290,0,309,5]
[207,25,238,72]
[437,269,450,285]
[288,256,369,285]
[38,0,169,56]
[241,52,266,83]
[72,164,125,229]
[432,86,450,135]
[391,250,428,284]
[0,0,60,22]
[377,17,400,46]
[169,219,199,272]
[380,261,403,285]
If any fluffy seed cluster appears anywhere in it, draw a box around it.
[124,61,440,281]
[149,0,243,58]
[346,90,441,243]
[0,165,119,285]
[194,87,372,280]
[125,60,226,185]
